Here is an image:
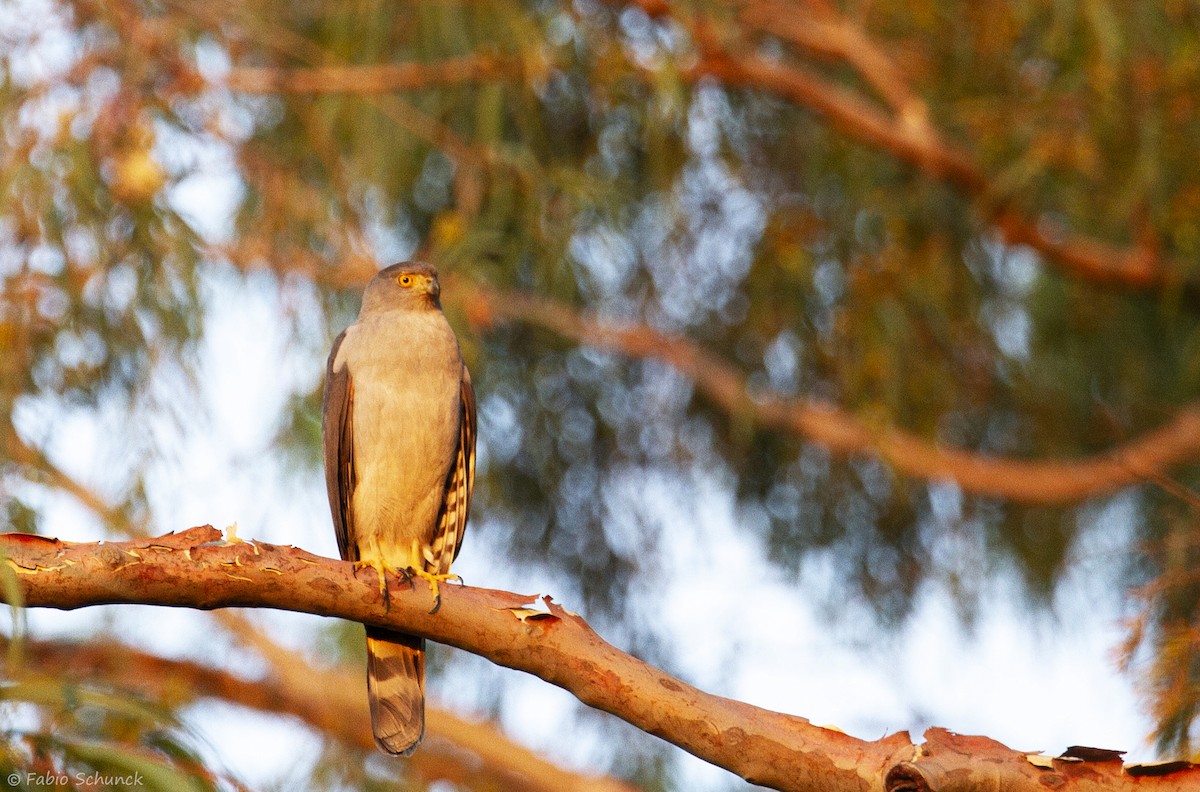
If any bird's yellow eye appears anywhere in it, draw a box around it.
[398,274,413,287]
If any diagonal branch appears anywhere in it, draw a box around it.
[1,527,1196,791]
[15,635,636,792]
[457,283,1200,505]
[741,0,927,120]
[691,51,1171,293]
[693,47,976,185]
[4,429,140,533]
[642,0,1186,296]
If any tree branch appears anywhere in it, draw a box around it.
[218,0,1190,296]
[696,53,1174,294]
[743,0,926,119]
[14,635,634,792]
[2,527,1197,791]
[0,435,621,792]
[652,0,1187,297]
[4,430,131,530]
[457,283,1200,506]
[226,53,513,94]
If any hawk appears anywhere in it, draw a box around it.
[322,261,476,755]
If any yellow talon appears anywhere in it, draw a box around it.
[353,558,397,608]
[408,540,460,613]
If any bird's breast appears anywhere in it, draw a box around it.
[338,312,463,558]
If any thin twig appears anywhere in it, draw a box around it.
[226,54,512,94]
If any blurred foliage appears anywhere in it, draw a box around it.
[0,673,219,791]
[4,0,1200,786]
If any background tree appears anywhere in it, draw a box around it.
[2,0,1200,789]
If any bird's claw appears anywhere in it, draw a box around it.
[407,539,461,613]
[352,559,395,610]
[408,567,461,614]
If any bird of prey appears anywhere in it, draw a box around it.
[322,261,476,755]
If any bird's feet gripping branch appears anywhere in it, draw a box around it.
[351,554,457,614]
[354,557,401,607]
[350,547,462,613]
[407,539,461,614]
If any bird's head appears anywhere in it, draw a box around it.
[360,261,442,315]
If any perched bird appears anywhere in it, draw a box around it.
[322,261,476,755]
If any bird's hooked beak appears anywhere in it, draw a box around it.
[424,275,440,299]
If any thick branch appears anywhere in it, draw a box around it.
[458,283,1200,505]
[2,528,1197,791]
[0,447,621,792]
[16,636,633,792]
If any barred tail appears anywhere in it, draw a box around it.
[365,627,425,755]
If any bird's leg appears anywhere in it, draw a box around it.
[407,539,461,614]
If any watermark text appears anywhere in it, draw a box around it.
[7,771,144,787]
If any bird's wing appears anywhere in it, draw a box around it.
[429,364,476,573]
[322,329,357,562]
